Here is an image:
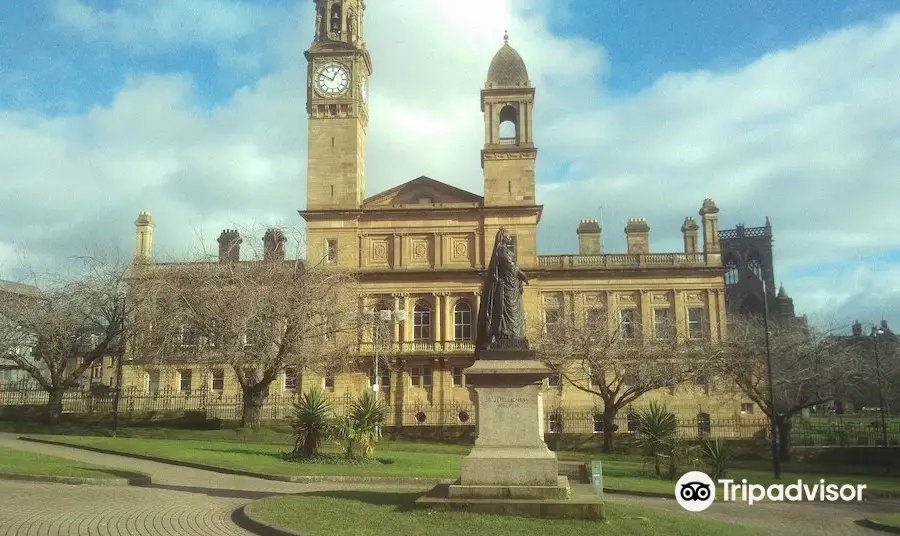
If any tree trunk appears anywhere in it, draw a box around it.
[602,407,617,453]
[240,384,270,430]
[45,388,64,424]
[776,417,793,462]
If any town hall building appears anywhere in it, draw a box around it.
[121,0,757,427]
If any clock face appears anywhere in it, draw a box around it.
[315,62,350,96]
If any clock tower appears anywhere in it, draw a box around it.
[305,0,372,211]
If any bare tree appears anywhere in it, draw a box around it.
[132,227,360,430]
[533,311,712,453]
[710,314,863,460]
[0,257,133,423]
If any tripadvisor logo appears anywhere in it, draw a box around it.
[675,471,867,511]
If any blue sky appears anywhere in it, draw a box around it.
[0,0,898,332]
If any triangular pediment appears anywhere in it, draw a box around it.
[362,176,483,208]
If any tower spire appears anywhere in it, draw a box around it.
[503,29,509,44]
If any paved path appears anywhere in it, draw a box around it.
[0,433,897,536]
[0,433,418,536]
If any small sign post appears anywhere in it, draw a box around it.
[591,460,603,499]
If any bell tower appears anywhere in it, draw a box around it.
[481,32,537,206]
[305,0,372,210]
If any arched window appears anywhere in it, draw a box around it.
[453,301,472,341]
[413,301,432,342]
[746,253,763,280]
[724,257,739,286]
[498,105,518,144]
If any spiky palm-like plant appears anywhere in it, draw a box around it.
[636,402,678,477]
[290,388,334,459]
[700,439,734,480]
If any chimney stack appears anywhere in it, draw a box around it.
[699,198,720,265]
[263,229,286,261]
[624,218,650,254]
[217,229,241,263]
[576,219,602,255]
[681,217,700,253]
[134,210,154,263]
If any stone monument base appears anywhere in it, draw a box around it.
[414,482,605,521]
[449,475,571,500]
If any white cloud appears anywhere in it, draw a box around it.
[2,1,899,330]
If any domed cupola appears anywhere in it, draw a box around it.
[486,31,530,88]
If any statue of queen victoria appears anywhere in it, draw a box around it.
[475,228,529,352]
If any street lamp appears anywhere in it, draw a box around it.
[762,279,781,479]
[870,326,889,449]
[372,308,403,401]
[743,272,781,478]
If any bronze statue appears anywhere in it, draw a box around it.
[476,228,529,351]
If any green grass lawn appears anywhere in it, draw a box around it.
[246,490,764,536]
[871,514,900,528]
[0,445,137,479]
[37,434,900,496]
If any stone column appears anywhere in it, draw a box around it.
[392,295,402,343]
[706,290,718,341]
[403,295,411,342]
[717,289,727,340]
[432,293,442,344]
[640,290,652,340]
[674,290,686,342]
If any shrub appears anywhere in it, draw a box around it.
[290,388,334,459]
[700,439,733,480]
[333,390,386,460]
[636,402,678,478]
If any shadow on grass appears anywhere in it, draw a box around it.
[296,490,422,512]
[93,468,150,479]
[139,483,280,500]
[195,446,286,460]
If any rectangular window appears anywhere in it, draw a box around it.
[324,373,335,391]
[741,403,754,414]
[688,307,704,339]
[509,235,518,262]
[548,412,562,434]
[179,370,192,393]
[211,369,224,392]
[326,239,338,264]
[284,367,299,391]
[453,302,473,341]
[548,372,562,387]
[695,372,710,395]
[370,366,390,389]
[90,361,103,382]
[180,325,200,348]
[423,365,433,387]
[545,309,560,330]
[585,307,606,329]
[653,308,672,340]
[620,309,637,340]
[413,304,432,342]
[452,366,464,387]
[409,366,421,387]
[148,370,160,393]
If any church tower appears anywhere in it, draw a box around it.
[481,32,537,206]
[305,0,372,210]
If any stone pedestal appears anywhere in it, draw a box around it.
[449,350,570,500]
[415,347,604,520]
